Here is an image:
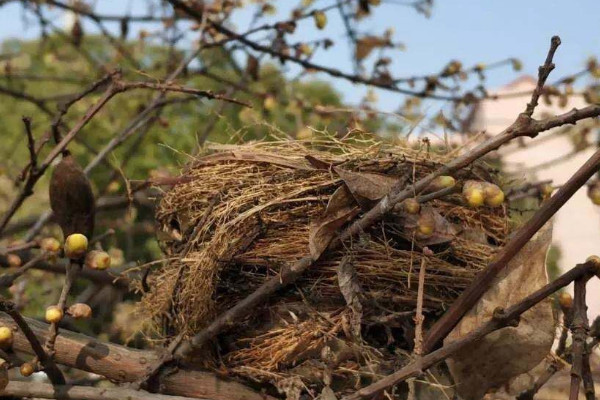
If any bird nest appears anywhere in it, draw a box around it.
[141,136,510,397]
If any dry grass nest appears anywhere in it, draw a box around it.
[141,135,510,397]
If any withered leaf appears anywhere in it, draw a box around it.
[309,188,360,259]
[337,257,363,341]
[319,386,338,400]
[305,154,331,170]
[355,36,389,61]
[334,166,401,206]
[400,207,457,246]
[444,223,555,400]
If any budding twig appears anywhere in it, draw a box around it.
[0,297,65,384]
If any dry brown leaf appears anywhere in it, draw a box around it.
[337,257,363,340]
[196,150,313,170]
[355,36,389,61]
[334,166,401,206]
[319,386,338,400]
[444,223,555,400]
[309,187,360,259]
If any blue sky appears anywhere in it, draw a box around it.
[1,1,599,112]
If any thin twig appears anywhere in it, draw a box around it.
[569,275,591,400]
[0,297,65,384]
[0,252,47,288]
[22,116,37,173]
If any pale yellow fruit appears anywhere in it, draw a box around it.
[0,327,13,349]
[313,11,327,29]
[20,362,34,377]
[67,303,92,319]
[45,306,64,324]
[558,292,573,309]
[484,183,505,207]
[403,198,421,214]
[417,213,435,238]
[64,233,88,259]
[40,237,61,253]
[85,250,111,270]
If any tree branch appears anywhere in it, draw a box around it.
[342,261,600,400]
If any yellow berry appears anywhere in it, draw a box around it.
[64,233,88,259]
[313,11,327,30]
[484,183,505,207]
[20,362,34,377]
[7,254,21,268]
[558,292,573,309]
[85,250,111,270]
[417,213,435,238]
[403,198,421,214]
[0,327,13,349]
[40,237,61,253]
[67,303,92,319]
[45,306,63,324]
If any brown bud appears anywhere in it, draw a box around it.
[7,254,21,268]
[85,250,111,270]
[558,292,573,310]
[67,303,92,319]
[20,362,35,377]
[40,237,61,253]
[403,198,421,214]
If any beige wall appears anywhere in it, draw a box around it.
[473,76,600,317]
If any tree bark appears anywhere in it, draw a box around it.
[0,312,272,400]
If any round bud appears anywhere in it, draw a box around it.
[463,181,485,208]
[417,213,436,238]
[45,306,64,324]
[85,250,111,270]
[432,175,456,191]
[0,327,13,349]
[403,198,421,214]
[20,362,34,377]
[263,95,276,111]
[484,183,505,207]
[64,233,88,259]
[313,11,327,30]
[586,255,600,275]
[40,237,61,253]
[558,292,573,310]
[67,303,92,319]
[588,185,600,205]
[7,254,22,268]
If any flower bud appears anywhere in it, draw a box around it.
[45,306,64,324]
[483,183,505,207]
[64,233,88,259]
[403,198,421,214]
[20,362,34,377]
[540,183,554,198]
[0,327,13,349]
[40,237,61,253]
[588,184,600,205]
[430,175,456,192]
[7,254,21,268]
[263,95,276,111]
[417,212,436,238]
[463,181,485,207]
[85,250,111,270]
[558,292,573,310]
[67,303,92,319]
[313,11,327,29]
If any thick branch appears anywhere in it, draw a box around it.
[0,312,273,400]
[1,381,205,400]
